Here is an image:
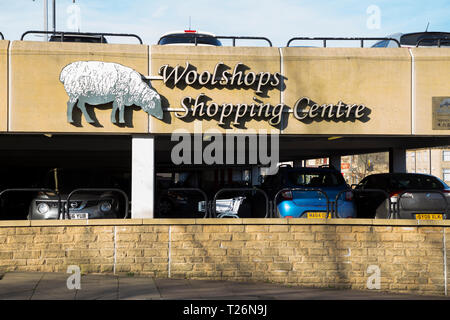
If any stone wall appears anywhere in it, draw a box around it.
[0,218,449,296]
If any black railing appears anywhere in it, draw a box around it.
[416,37,450,47]
[66,188,129,219]
[0,32,4,40]
[0,188,61,219]
[286,37,401,48]
[168,188,209,218]
[212,188,270,218]
[20,31,143,44]
[273,188,331,218]
[215,36,273,47]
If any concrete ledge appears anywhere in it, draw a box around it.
[0,218,450,227]
[0,220,31,227]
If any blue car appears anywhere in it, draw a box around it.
[261,166,356,218]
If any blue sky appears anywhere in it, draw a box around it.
[1,0,449,46]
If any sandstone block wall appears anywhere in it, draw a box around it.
[0,219,449,296]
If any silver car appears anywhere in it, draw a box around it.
[28,168,127,220]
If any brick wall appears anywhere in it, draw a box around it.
[0,219,449,296]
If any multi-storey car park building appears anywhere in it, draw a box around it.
[0,32,448,219]
[1,31,450,296]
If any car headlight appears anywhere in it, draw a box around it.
[100,201,112,212]
[37,203,50,214]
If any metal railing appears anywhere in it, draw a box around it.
[396,190,448,219]
[0,188,61,219]
[0,32,4,40]
[168,188,209,218]
[66,188,129,219]
[273,188,331,218]
[351,188,392,219]
[286,37,401,48]
[20,30,143,44]
[215,36,273,47]
[416,37,450,47]
[212,187,270,218]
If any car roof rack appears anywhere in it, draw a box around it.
[20,31,143,44]
[0,32,4,40]
[286,37,401,48]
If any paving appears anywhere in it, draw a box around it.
[0,272,448,300]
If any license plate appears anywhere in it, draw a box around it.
[415,214,443,220]
[70,212,89,220]
[307,212,330,219]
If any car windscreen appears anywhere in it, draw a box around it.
[388,175,445,190]
[159,34,222,46]
[400,32,450,47]
[286,171,345,187]
[372,40,390,48]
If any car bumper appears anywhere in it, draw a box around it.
[277,200,356,218]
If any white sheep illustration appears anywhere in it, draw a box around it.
[60,61,163,124]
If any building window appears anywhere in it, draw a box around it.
[443,150,450,162]
[443,169,450,182]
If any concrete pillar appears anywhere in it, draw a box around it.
[251,166,260,186]
[329,155,341,172]
[131,135,155,219]
[389,148,406,173]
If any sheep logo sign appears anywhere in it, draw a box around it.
[59,61,163,124]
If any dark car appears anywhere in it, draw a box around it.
[49,34,108,43]
[354,173,450,220]
[28,168,128,220]
[261,165,356,218]
[158,30,222,46]
[372,31,450,48]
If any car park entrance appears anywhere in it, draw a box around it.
[0,34,449,221]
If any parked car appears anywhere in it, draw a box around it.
[353,173,450,220]
[158,30,222,46]
[372,31,450,48]
[49,34,108,43]
[261,165,356,218]
[28,168,128,220]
